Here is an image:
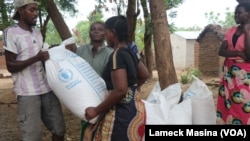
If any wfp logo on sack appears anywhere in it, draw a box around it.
[58,68,73,82]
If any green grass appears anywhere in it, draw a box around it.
[180,68,202,84]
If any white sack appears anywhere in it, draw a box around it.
[142,94,169,125]
[167,99,192,124]
[183,75,216,124]
[143,76,215,125]
[45,38,108,124]
[143,82,192,125]
[146,82,182,109]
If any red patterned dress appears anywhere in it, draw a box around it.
[216,26,250,125]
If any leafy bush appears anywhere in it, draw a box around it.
[180,68,202,84]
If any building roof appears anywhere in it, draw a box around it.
[173,31,201,40]
[196,24,227,42]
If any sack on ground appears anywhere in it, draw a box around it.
[143,82,192,124]
[146,82,182,109]
[183,75,216,124]
[142,94,169,124]
[144,76,216,125]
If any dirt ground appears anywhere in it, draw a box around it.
[0,70,219,141]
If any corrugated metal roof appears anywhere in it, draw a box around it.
[173,31,201,40]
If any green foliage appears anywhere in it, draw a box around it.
[180,68,202,84]
[176,7,235,30]
[218,8,236,28]
[177,26,202,31]
[135,21,145,51]
[55,0,78,16]
[45,20,61,46]
[95,0,127,16]
[166,0,184,33]
[165,0,184,10]
[205,7,235,28]
[0,0,15,31]
[87,10,104,24]
[1,0,79,41]
[205,11,221,24]
[180,74,189,84]
[35,0,78,18]
[75,21,92,45]
[168,23,177,33]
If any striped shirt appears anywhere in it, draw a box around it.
[3,25,51,96]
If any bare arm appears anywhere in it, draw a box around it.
[244,23,250,60]
[218,40,246,60]
[137,61,149,87]
[66,44,77,53]
[5,50,49,73]
[85,69,128,121]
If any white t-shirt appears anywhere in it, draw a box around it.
[3,25,51,96]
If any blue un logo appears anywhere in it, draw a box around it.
[58,68,73,82]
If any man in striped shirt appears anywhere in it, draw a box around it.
[3,0,65,140]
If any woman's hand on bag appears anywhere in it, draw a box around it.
[85,107,98,121]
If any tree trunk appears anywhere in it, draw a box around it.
[140,0,153,79]
[45,0,76,52]
[126,0,138,43]
[40,15,50,42]
[149,0,178,90]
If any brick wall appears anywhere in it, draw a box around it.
[194,32,224,77]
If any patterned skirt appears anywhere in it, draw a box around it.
[83,86,146,141]
[216,58,250,124]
